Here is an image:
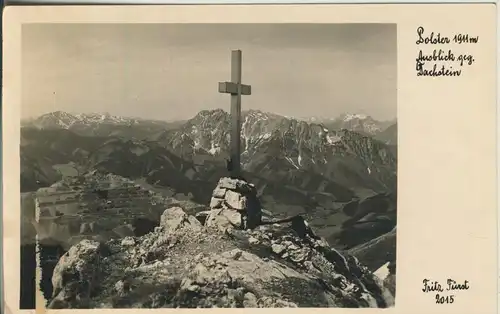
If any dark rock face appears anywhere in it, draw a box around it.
[348,227,397,273]
[132,217,157,237]
[46,206,395,309]
[93,189,109,199]
[20,244,36,309]
[329,193,397,250]
[39,243,67,303]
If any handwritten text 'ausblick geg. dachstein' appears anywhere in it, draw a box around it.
[415,26,479,77]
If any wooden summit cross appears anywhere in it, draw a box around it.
[218,50,251,178]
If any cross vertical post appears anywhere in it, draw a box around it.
[218,50,252,179]
[231,50,242,178]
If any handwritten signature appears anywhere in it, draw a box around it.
[422,279,470,292]
[421,279,470,304]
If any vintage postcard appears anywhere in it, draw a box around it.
[2,3,497,314]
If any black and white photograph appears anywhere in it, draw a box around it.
[20,23,397,309]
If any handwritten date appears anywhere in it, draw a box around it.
[435,294,455,304]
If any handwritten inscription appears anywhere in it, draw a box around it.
[415,27,479,77]
[421,279,470,304]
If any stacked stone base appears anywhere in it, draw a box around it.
[205,177,262,231]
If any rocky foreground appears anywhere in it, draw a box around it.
[47,177,395,308]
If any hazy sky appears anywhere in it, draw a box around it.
[22,23,396,121]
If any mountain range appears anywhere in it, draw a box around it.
[304,113,395,136]
[24,110,396,143]
[22,109,397,246]
[22,111,185,139]
[20,109,397,308]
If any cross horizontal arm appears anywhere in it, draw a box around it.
[218,82,252,96]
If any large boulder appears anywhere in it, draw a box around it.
[160,206,203,233]
[49,239,110,308]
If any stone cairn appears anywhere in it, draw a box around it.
[204,177,262,231]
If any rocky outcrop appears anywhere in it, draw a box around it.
[160,206,203,233]
[49,240,111,308]
[205,177,262,231]
[47,204,394,309]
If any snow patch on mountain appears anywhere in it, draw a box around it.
[208,142,221,155]
[260,133,272,140]
[285,156,300,169]
[343,113,368,121]
[374,262,391,281]
[301,113,392,136]
[326,134,341,145]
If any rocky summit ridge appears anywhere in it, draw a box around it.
[47,177,395,309]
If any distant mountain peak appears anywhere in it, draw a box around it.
[195,108,226,116]
[24,111,184,140]
[302,112,372,123]
[300,113,392,136]
[340,113,371,122]
[32,111,135,127]
[190,109,229,126]
[243,109,285,122]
